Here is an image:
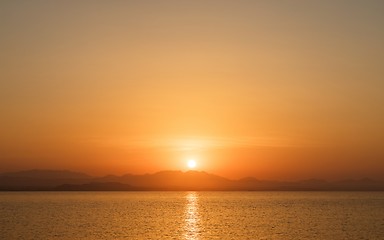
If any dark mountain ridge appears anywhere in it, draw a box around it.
[1,169,383,191]
[0,170,92,189]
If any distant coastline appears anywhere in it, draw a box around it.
[1,169,383,191]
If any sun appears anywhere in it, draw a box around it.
[187,159,197,169]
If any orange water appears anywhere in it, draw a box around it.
[1,191,383,239]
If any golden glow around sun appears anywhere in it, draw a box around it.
[187,159,197,169]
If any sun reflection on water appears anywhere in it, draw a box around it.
[184,192,200,240]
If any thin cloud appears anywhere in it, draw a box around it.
[91,135,303,151]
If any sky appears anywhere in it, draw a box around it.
[1,0,384,180]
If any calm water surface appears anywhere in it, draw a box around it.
[0,191,383,239]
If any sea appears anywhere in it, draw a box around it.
[0,191,383,239]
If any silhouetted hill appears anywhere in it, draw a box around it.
[95,170,235,190]
[331,178,384,191]
[0,170,92,190]
[1,169,383,191]
[55,182,137,191]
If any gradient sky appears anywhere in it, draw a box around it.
[1,0,384,180]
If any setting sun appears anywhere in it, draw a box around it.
[187,160,197,169]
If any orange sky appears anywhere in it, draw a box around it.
[1,1,384,180]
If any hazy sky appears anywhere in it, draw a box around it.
[1,1,384,179]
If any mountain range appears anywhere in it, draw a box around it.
[0,169,383,191]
